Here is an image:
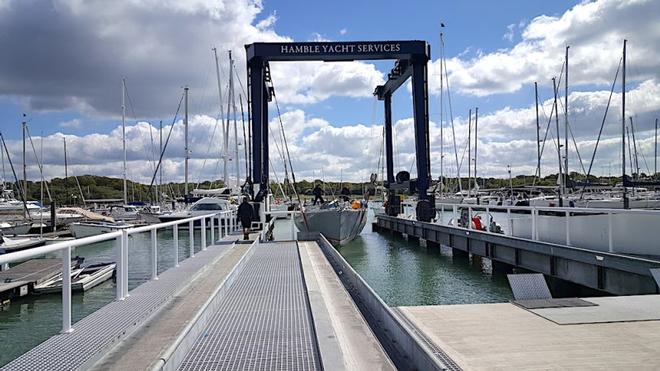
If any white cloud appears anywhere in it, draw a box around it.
[4,76,660,185]
[339,28,347,35]
[59,118,81,128]
[503,23,515,42]
[0,0,383,117]
[431,0,660,97]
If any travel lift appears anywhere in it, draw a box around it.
[245,41,435,221]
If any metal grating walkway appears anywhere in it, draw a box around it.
[2,243,235,371]
[177,242,321,371]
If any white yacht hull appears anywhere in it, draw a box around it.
[70,222,132,238]
[294,207,368,245]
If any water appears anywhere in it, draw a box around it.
[274,212,513,306]
[1,214,512,366]
[338,214,512,306]
[0,229,206,367]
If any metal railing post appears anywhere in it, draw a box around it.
[61,245,73,333]
[219,213,223,237]
[210,215,215,244]
[173,224,179,267]
[189,220,195,257]
[467,207,472,229]
[291,212,295,240]
[608,211,614,252]
[122,230,129,298]
[531,208,537,241]
[507,207,512,236]
[201,217,207,250]
[485,207,490,232]
[115,234,124,301]
[440,204,444,224]
[151,228,158,280]
[565,210,571,246]
[452,204,457,227]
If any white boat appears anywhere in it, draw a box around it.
[158,197,232,226]
[34,262,116,293]
[191,187,241,199]
[0,235,46,253]
[139,205,166,224]
[108,205,140,221]
[0,221,32,235]
[294,201,368,245]
[69,221,133,238]
[29,208,84,226]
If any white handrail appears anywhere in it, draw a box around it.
[436,202,660,216]
[0,209,237,334]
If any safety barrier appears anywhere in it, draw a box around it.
[0,209,238,334]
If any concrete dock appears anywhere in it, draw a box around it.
[396,295,660,370]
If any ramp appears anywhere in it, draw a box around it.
[177,242,321,371]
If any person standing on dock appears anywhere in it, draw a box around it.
[237,197,254,240]
[312,183,325,205]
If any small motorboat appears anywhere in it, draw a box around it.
[33,262,116,294]
[158,197,233,227]
[0,235,47,254]
[0,221,32,236]
[69,221,133,238]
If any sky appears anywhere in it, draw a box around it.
[0,0,659,184]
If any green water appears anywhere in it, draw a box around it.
[0,214,512,366]
[338,216,513,306]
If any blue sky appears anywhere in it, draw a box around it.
[0,0,658,182]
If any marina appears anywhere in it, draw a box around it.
[0,1,659,368]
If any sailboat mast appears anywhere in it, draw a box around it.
[212,47,228,186]
[22,117,27,205]
[184,86,189,196]
[239,95,249,178]
[467,109,471,197]
[622,40,628,209]
[553,77,563,207]
[1,134,5,189]
[159,120,163,203]
[121,78,127,204]
[474,107,478,192]
[629,117,640,178]
[224,54,231,186]
[564,46,569,191]
[229,51,240,188]
[64,137,68,205]
[655,117,658,177]
[535,82,541,179]
[439,31,444,195]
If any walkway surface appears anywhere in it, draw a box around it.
[177,241,321,371]
[2,239,237,371]
[397,295,660,370]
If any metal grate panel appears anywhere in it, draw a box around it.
[177,242,321,371]
[2,244,234,371]
[513,298,597,310]
[507,273,552,300]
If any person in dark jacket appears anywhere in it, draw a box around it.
[340,186,351,202]
[312,184,324,205]
[237,197,254,240]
